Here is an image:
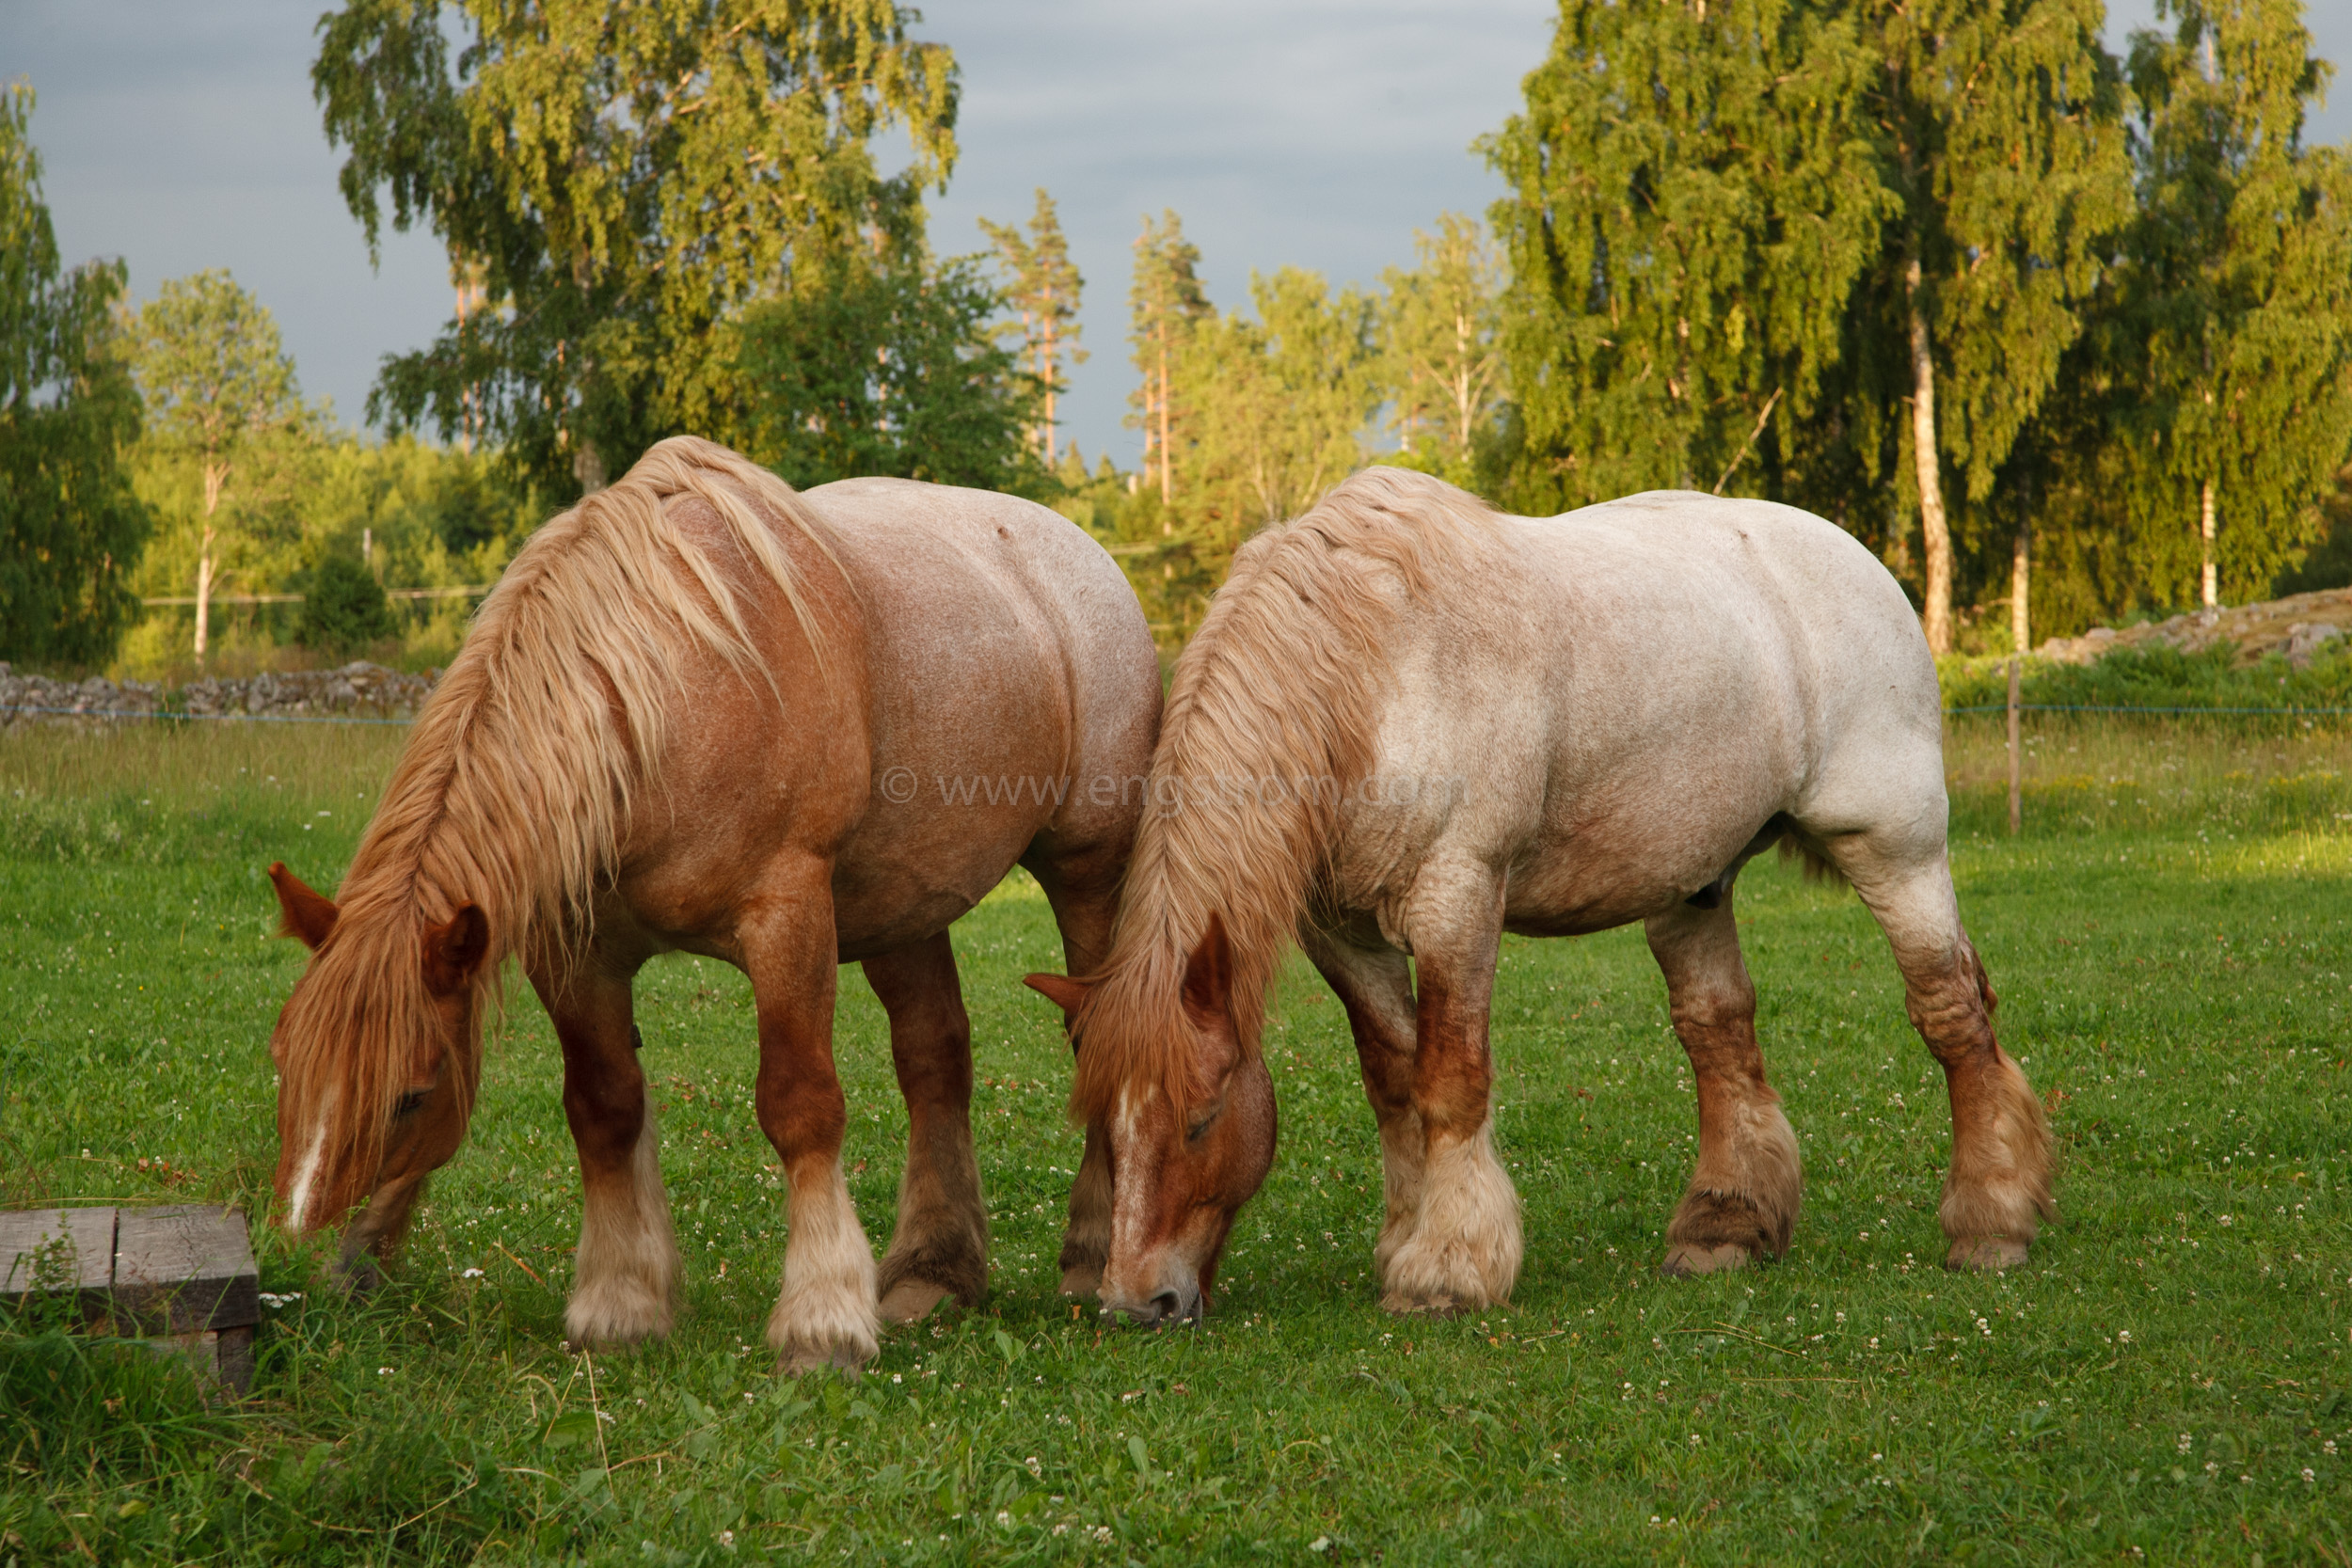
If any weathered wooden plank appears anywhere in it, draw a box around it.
[0,1207,117,1308]
[111,1204,258,1336]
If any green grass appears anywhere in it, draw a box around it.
[2,722,2349,1564]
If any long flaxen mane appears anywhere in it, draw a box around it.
[1069,467,1497,1117]
[276,436,838,1176]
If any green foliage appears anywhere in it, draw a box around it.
[1172,267,1378,560]
[296,549,399,655]
[0,84,151,668]
[734,253,1045,494]
[1484,0,1895,514]
[3,724,2350,1560]
[118,436,538,681]
[313,0,961,499]
[2274,467,2352,594]
[1939,637,2352,717]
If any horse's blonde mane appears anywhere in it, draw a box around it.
[1070,467,1496,1117]
[277,435,837,1174]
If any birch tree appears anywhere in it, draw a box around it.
[1485,0,1892,516]
[1378,214,1503,481]
[313,0,959,499]
[127,271,302,666]
[1853,0,2132,653]
[2118,0,2352,607]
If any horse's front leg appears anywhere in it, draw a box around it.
[1300,925,1423,1290]
[744,863,880,1372]
[865,932,988,1323]
[1378,862,1522,1315]
[1645,891,1802,1275]
[1030,841,1127,1299]
[538,961,680,1346]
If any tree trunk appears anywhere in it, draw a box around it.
[574,440,608,497]
[2010,522,2029,657]
[193,531,215,667]
[2200,478,2217,609]
[194,457,226,665]
[1905,261,1953,657]
[1156,321,1172,511]
[1041,314,1057,467]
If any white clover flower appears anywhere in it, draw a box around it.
[2179,1434,2193,1453]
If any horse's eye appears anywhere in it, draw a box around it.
[392,1089,429,1118]
[1185,1106,1217,1143]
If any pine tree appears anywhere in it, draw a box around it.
[1850,0,2133,653]
[2116,0,2352,608]
[1484,0,1893,516]
[981,189,1086,466]
[1126,211,1212,511]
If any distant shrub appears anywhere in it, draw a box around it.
[296,550,397,655]
[1940,641,2352,721]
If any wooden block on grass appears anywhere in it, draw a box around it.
[2,1205,260,1394]
[113,1203,260,1337]
[0,1206,117,1317]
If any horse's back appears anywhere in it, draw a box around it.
[799,479,1159,946]
[1343,485,1945,932]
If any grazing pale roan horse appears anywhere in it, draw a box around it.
[1027,467,2052,1325]
[265,436,1158,1370]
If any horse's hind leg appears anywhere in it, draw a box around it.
[864,933,988,1323]
[540,964,680,1346]
[1299,923,1423,1290]
[1645,892,1802,1275]
[1836,839,2053,1270]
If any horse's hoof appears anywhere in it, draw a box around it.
[878,1279,956,1324]
[1660,1242,1751,1277]
[779,1341,867,1377]
[1377,1289,1467,1319]
[1946,1235,2029,1271]
[1058,1263,1104,1300]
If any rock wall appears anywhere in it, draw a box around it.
[2036,586,2350,669]
[0,661,437,729]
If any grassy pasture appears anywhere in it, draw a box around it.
[1,719,2349,1565]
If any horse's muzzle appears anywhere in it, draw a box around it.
[1101,1284,1202,1328]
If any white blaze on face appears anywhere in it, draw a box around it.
[285,1111,333,1231]
[1107,1086,1161,1273]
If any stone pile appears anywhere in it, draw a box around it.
[0,661,436,729]
[2035,585,2352,669]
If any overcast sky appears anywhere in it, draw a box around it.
[6,0,2345,470]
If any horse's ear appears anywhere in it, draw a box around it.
[1180,914,1232,1025]
[1024,973,1092,1025]
[423,905,490,994]
[269,862,338,950]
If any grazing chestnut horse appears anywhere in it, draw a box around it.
[266,436,1158,1370]
[1026,467,2052,1325]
